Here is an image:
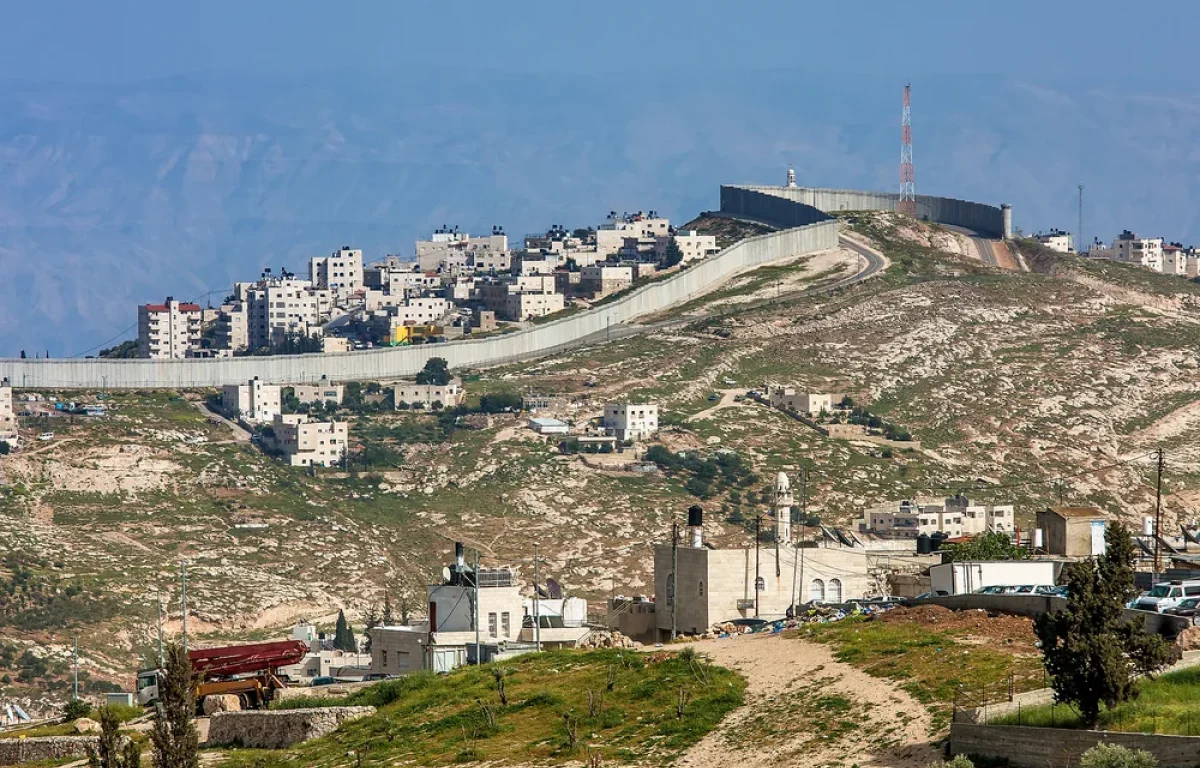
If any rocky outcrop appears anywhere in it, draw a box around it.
[206,706,375,749]
[0,736,98,766]
[202,694,242,715]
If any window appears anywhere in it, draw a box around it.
[755,576,765,592]
[698,581,705,597]
[666,573,675,606]
[382,650,388,668]
[828,579,843,603]
[488,612,498,637]
[810,579,826,602]
[501,612,510,636]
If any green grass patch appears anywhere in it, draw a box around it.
[221,649,745,767]
[990,666,1200,734]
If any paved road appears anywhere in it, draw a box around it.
[943,223,1001,267]
[194,401,250,443]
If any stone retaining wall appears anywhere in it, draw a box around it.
[0,735,97,765]
[952,723,1200,768]
[207,706,375,749]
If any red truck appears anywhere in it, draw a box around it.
[136,640,309,710]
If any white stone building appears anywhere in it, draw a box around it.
[137,297,203,359]
[1162,244,1188,276]
[654,503,871,638]
[854,496,1013,539]
[0,377,15,443]
[222,378,282,423]
[596,214,670,256]
[272,414,347,467]
[768,386,834,417]
[292,376,344,406]
[1035,229,1074,253]
[239,276,333,350]
[580,264,633,296]
[659,231,720,263]
[309,247,364,299]
[416,229,509,274]
[1114,230,1164,272]
[394,378,464,409]
[603,402,659,441]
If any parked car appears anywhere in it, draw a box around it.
[1166,597,1200,618]
[1132,581,1200,613]
[36,432,53,441]
[362,673,393,682]
[310,676,336,687]
[911,590,950,600]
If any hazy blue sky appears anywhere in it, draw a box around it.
[2,0,1194,84]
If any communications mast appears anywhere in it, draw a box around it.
[898,83,915,217]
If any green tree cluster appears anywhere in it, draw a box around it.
[415,357,452,386]
[943,530,1029,562]
[333,609,358,652]
[1035,522,1176,727]
[87,705,141,768]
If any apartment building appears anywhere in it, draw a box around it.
[394,379,464,409]
[478,276,563,321]
[660,231,720,263]
[137,297,203,359]
[240,277,333,350]
[854,496,1013,539]
[292,376,344,405]
[272,414,347,467]
[1114,231,1164,271]
[603,402,659,441]
[1162,243,1188,276]
[596,213,670,256]
[309,247,364,298]
[580,264,633,296]
[506,291,564,320]
[208,303,249,354]
[416,229,509,273]
[363,258,442,296]
[1035,229,1074,254]
[222,378,282,423]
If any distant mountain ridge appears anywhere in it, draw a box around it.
[2,68,1198,355]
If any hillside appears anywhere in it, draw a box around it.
[6,211,1200,711]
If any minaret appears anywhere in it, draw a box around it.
[774,472,794,542]
[786,165,797,188]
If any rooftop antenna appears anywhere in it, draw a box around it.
[898,83,916,217]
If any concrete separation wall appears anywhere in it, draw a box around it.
[0,735,97,766]
[207,706,375,749]
[952,723,1200,768]
[0,204,838,389]
[722,184,1009,238]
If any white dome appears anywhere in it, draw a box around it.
[776,472,790,492]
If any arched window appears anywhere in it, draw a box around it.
[698,581,705,597]
[755,576,766,592]
[810,578,826,603]
[828,578,843,603]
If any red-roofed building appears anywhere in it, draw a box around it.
[138,296,203,358]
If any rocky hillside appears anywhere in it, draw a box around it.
[5,211,1200,710]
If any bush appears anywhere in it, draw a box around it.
[63,698,91,721]
[1080,743,1158,768]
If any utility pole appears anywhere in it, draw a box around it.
[72,636,78,702]
[754,514,762,618]
[670,521,678,641]
[799,469,808,607]
[533,547,541,652]
[181,560,188,653]
[1155,448,1165,576]
[1077,184,1084,254]
[473,549,481,665]
[156,586,165,668]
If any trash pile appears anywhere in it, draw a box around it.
[701,601,901,639]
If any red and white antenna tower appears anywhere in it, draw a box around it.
[898,83,915,217]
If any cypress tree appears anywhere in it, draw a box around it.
[1035,521,1175,727]
[150,643,199,768]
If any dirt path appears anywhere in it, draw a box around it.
[685,389,742,423]
[194,401,250,443]
[676,633,938,768]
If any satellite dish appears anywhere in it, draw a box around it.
[546,577,564,600]
[442,566,452,583]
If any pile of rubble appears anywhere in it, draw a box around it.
[701,601,901,639]
[580,630,636,649]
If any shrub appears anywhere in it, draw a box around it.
[63,698,91,721]
[1080,743,1158,768]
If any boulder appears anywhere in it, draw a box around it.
[1177,626,1200,651]
[72,717,101,734]
[202,694,242,715]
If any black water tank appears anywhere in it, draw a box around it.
[930,532,948,551]
[916,533,932,555]
[687,505,703,527]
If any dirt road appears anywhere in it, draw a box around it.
[676,632,938,768]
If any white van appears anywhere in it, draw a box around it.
[1132,581,1200,612]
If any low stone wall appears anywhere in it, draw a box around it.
[0,735,97,765]
[914,594,1191,637]
[207,706,375,749]
[952,723,1200,768]
[274,680,378,701]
